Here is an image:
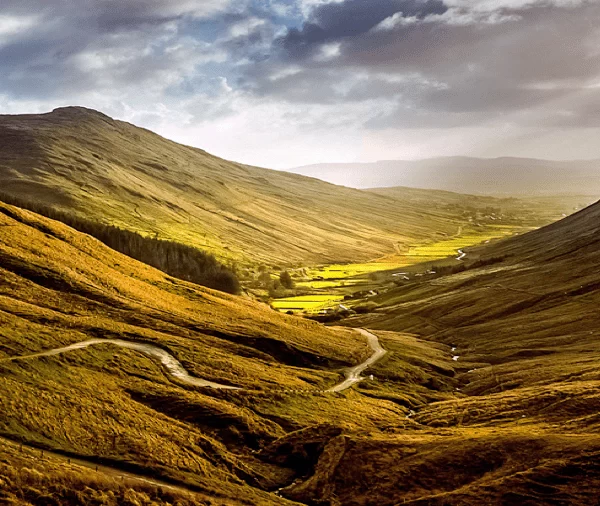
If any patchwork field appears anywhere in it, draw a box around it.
[273,224,533,313]
[270,294,345,312]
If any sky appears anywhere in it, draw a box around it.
[1,0,600,169]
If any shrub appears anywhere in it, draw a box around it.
[258,271,272,286]
[279,270,295,289]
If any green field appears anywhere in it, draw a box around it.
[273,225,531,312]
[402,225,525,263]
[295,279,367,289]
[270,294,346,312]
[305,262,409,280]
[304,225,527,281]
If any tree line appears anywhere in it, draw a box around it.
[0,192,241,294]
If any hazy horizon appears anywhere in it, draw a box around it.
[287,154,600,170]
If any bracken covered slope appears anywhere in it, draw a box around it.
[0,107,477,266]
[308,200,600,505]
[0,200,460,505]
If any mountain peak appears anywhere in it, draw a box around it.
[50,106,113,120]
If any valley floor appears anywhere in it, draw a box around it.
[270,223,531,314]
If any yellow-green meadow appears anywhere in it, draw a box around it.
[270,294,346,312]
[273,224,532,313]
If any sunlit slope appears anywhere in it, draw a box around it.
[277,202,600,505]
[4,200,600,504]
[0,107,477,266]
[0,200,461,503]
[0,199,364,502]
[0,200,367,387]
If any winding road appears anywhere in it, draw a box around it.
[2,329,386,393]
[3,338,241,390]
[326,329,387,392]
[0,330,387,502]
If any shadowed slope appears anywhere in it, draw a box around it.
[351,199,600,390]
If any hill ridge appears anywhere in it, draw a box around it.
[0,107,539,266]
[289,156,600,195]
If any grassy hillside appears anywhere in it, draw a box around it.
[293,200,600,504]
[3,130,600,502]
[0,199,461,504]
[0,191,241,294]
[349,198,600,381]
[0,436,212,506]
[3,186,600,503]
[0,108,578,267]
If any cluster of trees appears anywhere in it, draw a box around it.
[252,266,295,296]
[0,192,241,294]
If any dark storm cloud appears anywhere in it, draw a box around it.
[279,0,447,58]
[1,0,600,149]
[240,0,600,130]
[0,0,241,99]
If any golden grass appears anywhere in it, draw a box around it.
[0,437,216,506]
[2,158,600,504]
[0,200,464,503]
[280,200,600,504]
[283,427,600,505]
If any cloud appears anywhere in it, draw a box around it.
[239,0,600,134]
[277,0,447,59]
[0,0,242,102]
[1,0,600,168]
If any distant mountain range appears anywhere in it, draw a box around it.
[288,156,600,195]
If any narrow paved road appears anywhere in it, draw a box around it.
[2,338,241,390]
[2,330,387,393]
[326,329,387,393]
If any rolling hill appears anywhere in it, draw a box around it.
[290,156,600,195]
[0,198,459,504]
[4,109,600,505]
[0,108,582,267]
[4,193,600,504]
[0,107,459,266]
[311,199,600,504]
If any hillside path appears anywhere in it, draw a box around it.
[2,338,241,390]
[326,329,387,393]
[1,329,386,393]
